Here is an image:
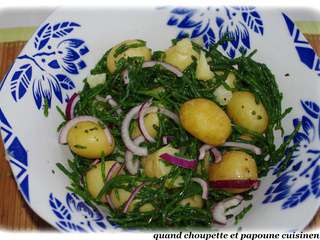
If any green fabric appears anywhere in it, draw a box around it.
[0,26,37,42]
[0,22,319,43]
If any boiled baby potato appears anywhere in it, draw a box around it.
[227,91,268,133]
[142,145,184,188]
[164,38,199,71]
[86,161,124,200]
[110,188,154,212]
[180,98,232,146]
[208,151,258,193]
[179,195,203,208]
[213,72,236,106]
[107,39,152,73]
[196,51,214,81]
[142,145,178,178]
[67,121,115,159]
[131,112,159,139]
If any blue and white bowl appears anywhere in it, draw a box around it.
[1,6,320,232]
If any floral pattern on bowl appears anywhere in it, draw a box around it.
[166,7,263,57]
[9,21,89,111]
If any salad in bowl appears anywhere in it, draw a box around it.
[56,37,298,229]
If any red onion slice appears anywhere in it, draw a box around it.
[158,107,180,124]
[106,195,115,210]
[222,142,262,155]
[125,136,145,175]
[211,195,244,225]
[106,95,122,114]
[162,136,168,145]
[209,179,260,189]
[234,194,244,202]
[66,93,80,120]
[106,162,121,181]
[138,103,179,143]
[162,136,174,145]
[121,102,179,155]
[142,61,183,77]
[192,177,208,200]
[211,202,227,225]
[210,147,222,163]
[198,144,212,160]
[138,101,156,143]
[90,159,100,168]
[105,95,117,107]
[121,104,148,156]
[198,144,222,163]
[58,116,113,145]
[96,95,122,115]
[223,195,243,209]
[160,153,197,169]
[123,182,146,213]
[103,127,114,147]
[105,162,122,209]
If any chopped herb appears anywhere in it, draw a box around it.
[235,204,252,225]
[57,121,66,132]
[100,152,106,181]
[56,105,67,120]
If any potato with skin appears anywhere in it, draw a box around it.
[67,121,115,159]
[131,113,159,139]
[180,98,232,146]
[142,145,178,178]
[164,38,199,71]
[227,91,268,133]
[179,195,203,208]
[86,161,124,201]
[142,145,184,188]
[208,151,258,193]
[107,39,152,73]
[110,188,154,212]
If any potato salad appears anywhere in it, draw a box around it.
[57,38,299,228]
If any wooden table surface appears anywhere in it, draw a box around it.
[0,37,320,231]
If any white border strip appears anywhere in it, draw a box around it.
[0,0,318,8]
